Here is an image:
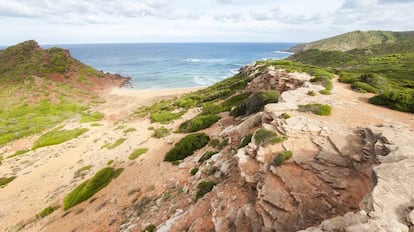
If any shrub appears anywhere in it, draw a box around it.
[143,224,156,232]
[104,138,127,150]
[231,91,280,117]
[107,160,114,165]
[164,133,210,162]
[198,151,219,163]
[319,89,332,95]
[178,114,221,133]
[32,128,89,150]
[63,167,118,210]
[150,111,184,124]
[351,81,378,93]
[280,113,291,119]
[0,176,16,187]
[273,150,293,166]
[152,127,169,138]
[129,148,148,160]
[7,149,29,159]
[80,111,104,123]
[369,89,414,112]
[254,128,286,146]
[196,180,216,200]
[74,165,92,178]
[298,103,332,116]
[237,134,252,148]
[310,76,333,91]
[190,167,199,176]
[201,92,251,115]
[123,127,137,134]
[37,206,58,218]
[307,91,316,96]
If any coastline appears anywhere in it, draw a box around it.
[109,86,205,98]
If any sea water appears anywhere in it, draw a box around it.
[45,43,296,89]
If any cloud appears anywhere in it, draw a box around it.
[378,0,413,3]
[341,0,377,9]
[0,2,38,18]
[214,13,243,23]
[216,0,235,4]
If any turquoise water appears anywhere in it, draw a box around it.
[48,43,295,89]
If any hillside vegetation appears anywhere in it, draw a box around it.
[287,30,414,53]
[289,31,414,112]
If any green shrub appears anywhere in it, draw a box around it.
[123,127,137,134]
[91,123,103,127]
[273,150,293,166]
[307,91,316,96]
[74,165,92,178]
[143,224,156,232]
[319,89,332,95]
[164,133,210,162]
[32,128,89,150]
[196,180,216,200]
[104,138,127,150]
[7,149,29,159]
[311,76,333,91]
[37,206,58,218]
[280,113,291,119]
[298,103,332,116]
[254,128,286,146]
[190,167,199,176]
[351,81,378,93]
[238,134,252,149]
[63,167,118,210]
[129,148,148,160]
[178,115,221,133]
[152,126,169,138]
[202,92,252,115]
[209,139,220,148]
[107,160,114,165]
[80,111,104,123]
[198,151,219,163]
[0,176,16,187]
[369,89,414,112]
[150,111,184,124]
[231,91,280,117]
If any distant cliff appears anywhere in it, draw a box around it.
[286,30,414,53]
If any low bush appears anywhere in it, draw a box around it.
[123,127,137,134]
[80,111,104,123]
[196,180,216,200]
[369,89,414,112]
[190,167,199,176]
[143,224,156,232]
[280,113,291,119]
[32,128,89,150]
[104,138,127,150]
[254,128,286,146]
[201,92,251,115]
[0,176,16,187]
[298,103,332,116]
[351,81,378,93]
[129,148,148,160]
[307,90,316,96]
[237,134,252,149]
[63,167,118,210]
[7,149,29,159]
[150,111,184,124]
[74,165,92,178]
[310,76,333,91]
[164,133,210,162]
[37,206,58,218]
[319,89,331,95]
[273,150,293,166]
[198,151,219,163]
[178,114,221,133]
[152,126,169,138]
[231,91,280,117]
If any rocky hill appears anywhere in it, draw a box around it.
[286,30,414,53]
[1,55,413,232]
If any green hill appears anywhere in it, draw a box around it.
[288,31,414,113]
[287,31,414,53]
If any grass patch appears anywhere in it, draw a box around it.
[164,133,210,162]
[298,103,332,116]
[280,113,291,119]
[129,148,148,160]
[177,114,221,133]
[123,127,137,134]
[7,149,29,159]
[104,138,127,150]
[107,160,114,165]
[190,167,199,176]
[143,224,156,232]
[196,180,216,200]
[319,89,332,95]
[198,151,219,163]
[231,91,280,117]
[63,167,119,210]
[91,123,103,127]
[307,90,317,96]
[32,128,89,150]
[74,165,92,178]
[37,206,58,219]
[151,126,170,138]
[80,111,104,123]
[254,128,286,146]
[273,150,293,166]
[0,176,16,187]
[238,134,252,149]
[150,111,185,124]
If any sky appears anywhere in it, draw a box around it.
[0,0,414,45]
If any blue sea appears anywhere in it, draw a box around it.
[48,43,296,89]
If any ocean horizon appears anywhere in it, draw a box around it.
[40,43,295,89]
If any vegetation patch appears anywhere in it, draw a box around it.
[123,127,137,134]
[37,206,58,219]
[238,134,252,149]
[196,180,216,200]
[0,176,16,187]
[177,114,221,133]
[151,126,170,138]
[369,89,414,112]
[164,133,210,162]
[74,165,92,178]
[198,151,219,163]
[307,91,317,96]
[142,224,156,232]
[103,138,127,150]
[7,149,29,159]
[150,111,185,124]
[280,113,291,119]
[107,160,114,165]
[351,81,379,93]
[273,150,293,166]
[63,167,119,210]
[298,103,332,116]
[254,128,286,146]
[32,128,89,150]
[80,111,104,123]
[129,148,148,160]
[201,92,251,115]
[190,167,199,176]
[231,91,280,117]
